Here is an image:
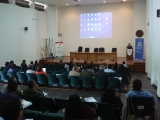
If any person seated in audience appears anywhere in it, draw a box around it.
[68,66,80,77]
[103,62,107,69]
[113,62,119,71]
[59,60,64,65]
[0,100,24,120]
[65,94,96,120]
[26,66,35,74]
[3,62,9,73]
[35,64,46,76]
[23,80,44,97]
[9,60,14,68]
[122,61,128,68]
[101,86,123,120]
[88,61,95,70]
[28,61,33,68]
[104,64,115,73]
[126,79,157,103]
[116,64,125,74]
[8,64,17,73]
[4,77,22,95]
[80,65,93,77]
[68,61,73,71]
[95,65,108,86]
[21,60,28,71]
[0,80,21,108]
[33,60,38,70]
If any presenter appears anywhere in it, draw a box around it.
[126,43,133,49]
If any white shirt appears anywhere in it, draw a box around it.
[104,68,115,73]
[26,70,35,74]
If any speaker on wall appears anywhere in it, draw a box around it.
[24,27,28,31]
[157,9,160,17]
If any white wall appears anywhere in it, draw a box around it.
[58,2,134,57]
[0,3,47,67]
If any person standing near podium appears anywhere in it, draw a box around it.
[126,43,133,49]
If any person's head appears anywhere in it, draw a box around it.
[36,64,42,72]
[0,100,23,120]
[30,61,33,64]
[28,66,33,70]
[113,62,118,70]
[104,86,115,98]
[84,61,87,65]
[60,60,62,63]
[34,60,38,64]
[118,64,124,73]
[108,64,112,69]
[10,60,14,65]
[83,65,88,70]
[133,79,142,91]
[22,60,26,63]
[7,80,17,92]
[27,80,36,89]
[5,62,9,67]
[11,64,16,69]
[99,65,105,71]
[8,77,17,83]
[122,61,125,64]
[73,66,80,72]
[128,43,131,46]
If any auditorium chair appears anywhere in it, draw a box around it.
[94,48,98,52]
[78,46,83,52]
[84,47,90,52]
[99,47,105,52]
[112,48,117,52]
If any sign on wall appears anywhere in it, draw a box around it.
[135,38,144,60]
[55,42,63,58]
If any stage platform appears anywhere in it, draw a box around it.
[39,56,146,72]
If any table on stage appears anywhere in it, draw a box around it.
[70,52,117,61]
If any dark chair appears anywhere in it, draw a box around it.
[97,103,118,120]
[38,97,57,113]
[112,48,117,52]
[36,74,47,86]
[7,72,16,77]
[78,46,83,52]
[116,74,129,88]
[38,112,65,120]
[108,77,121,92]
[123,97,157,120]
[47,74,58,87]
[99,47,105,52]
[17,72,27,84]
[26,73,36,81]
[81,77,93,89]
[83,102,96,109]
[94,48,99,52]
[23,110,41,120]
[94,77,106,90]
[0,71,8,83]
[69,76,81,88]
[57,75,70,88]
[84,48,89,52]
[55,98,68,112]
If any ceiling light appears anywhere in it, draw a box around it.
[79,0,81,1]
[123,0,126,1]
[24,0,32,5]
[34,2,47,9]
[103,1,106,3]
[66,4,68,5]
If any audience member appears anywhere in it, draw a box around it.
[9,60,14,68]
[104,64,115,73]
[33,60,38,70]
[0,100,24,120]
[26,66,35,74]
[122,61,128,68]
[88,61,95,70]
[65,94,96,119]
[68,66,80,77]
[35,64,46,76]
[101,86,123,120]
[113,62,119,71]
[8,64,17,73]
[59,60,64,65]
[103,62,107,69]
[28,61,33,68]
[23,80,44,97]
[126,79,157,103]
[0,80,21,108]
[80,65,93,77]
[3,62,9,73]
[21,60,28,70]
[68,61,73,71]
[4,77,22,95]
[95,65,108,85]
[116,64,125,74]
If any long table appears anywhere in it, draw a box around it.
[70,52,117,61]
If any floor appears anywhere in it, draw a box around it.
[0,72,159,119]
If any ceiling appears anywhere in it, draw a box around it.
[34,0,134,7]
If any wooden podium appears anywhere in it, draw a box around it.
[126,49,133,60]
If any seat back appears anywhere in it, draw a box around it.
[81,77,92,88]
[112,48,117,52]
[57,75,69,87]
[36,74,47,85]
[78,46,83,52]
[94,48,98,52]
[38,113,65,120]
[97,103,118,120]
[38,97,57,113]
[17,72,27,83]
[99,47,105,52]
[69,76,80,87]
[47,74,58,87]
[128,97,155,117]
[26,73,36,81]
[84,48,89,52]
[94,77,105,89]
[55,98,68,112]
[7,72,16,77]
[0,71,8,82]
[23,110,41,120]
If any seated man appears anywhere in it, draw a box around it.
[80,65,93,77]
[68,66,80,77]
[126,79,157,103]
[4,77,22,95]
[122,61,128,68]
[23,80,44,97]
[104,64,115,73]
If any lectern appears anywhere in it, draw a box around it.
[126,49,133,60]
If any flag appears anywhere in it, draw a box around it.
[41,38,45,58]
[45,39,49,57]
[51,38,54,58]
[48,37,51,57]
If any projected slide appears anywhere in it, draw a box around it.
[80,12,112,38]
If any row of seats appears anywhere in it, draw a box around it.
[78,46,117,52]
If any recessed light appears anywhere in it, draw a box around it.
[66,4,68,5]
[79,0,81,1]
[123,0,126,1]
[103,1,106,3]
